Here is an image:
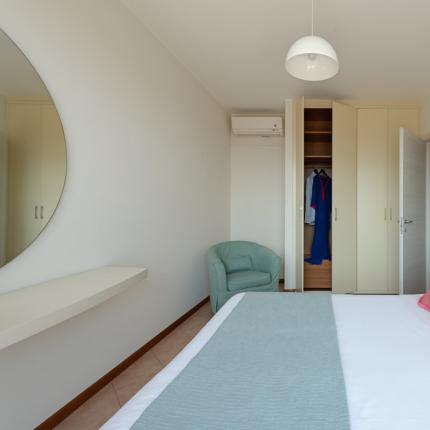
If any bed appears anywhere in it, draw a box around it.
[102,292,430,430]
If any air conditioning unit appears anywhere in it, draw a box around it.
[231,116,283,136]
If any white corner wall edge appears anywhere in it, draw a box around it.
[0,266,147,350]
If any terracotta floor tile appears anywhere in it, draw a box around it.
[55,303,212,428]
[112,350,164,405]
[151,327,191,366]
[54,384,120,430]
[194,302,213,319]
[179,311,212,340]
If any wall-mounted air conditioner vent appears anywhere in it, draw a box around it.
[231,116,283,136]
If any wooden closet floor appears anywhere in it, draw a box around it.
[304,259,332,290]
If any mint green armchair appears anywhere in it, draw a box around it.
[207,241,281,312]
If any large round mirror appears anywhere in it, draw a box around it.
[0,29,66,267]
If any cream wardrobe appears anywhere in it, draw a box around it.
[6,99,66,261]
[292,99,420,294]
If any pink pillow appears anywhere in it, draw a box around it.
[418,291,430,312]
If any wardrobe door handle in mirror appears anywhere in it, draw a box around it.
[334,207,338,221]
[389,208,393,221]
[40,205,44,220]
[34,205,38,219]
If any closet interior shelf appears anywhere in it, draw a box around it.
[304,155,332,165]
[304,155,332,158]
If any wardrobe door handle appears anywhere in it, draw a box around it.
[40,205,44,220]
[390,208,393,221]
[334,208,338,221]
[34,205,38,219]
[384,208,387,221]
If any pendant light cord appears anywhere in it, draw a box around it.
[311,0,314,36]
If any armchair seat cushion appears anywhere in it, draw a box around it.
[227,270,271,292]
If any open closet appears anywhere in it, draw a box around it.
[292,99,420,294]
[303,108,332,290]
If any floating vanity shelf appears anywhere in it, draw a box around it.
[0,266,147,350]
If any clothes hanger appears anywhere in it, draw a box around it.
[319,169,331,180]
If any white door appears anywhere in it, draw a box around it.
[387,109,420,293]
[399,128,426,294]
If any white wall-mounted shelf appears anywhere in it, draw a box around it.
[0,266,147,350]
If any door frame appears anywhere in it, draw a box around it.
[399,127,405,294]
[284,98,332,291]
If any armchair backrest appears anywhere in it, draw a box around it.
[208,241,279,274]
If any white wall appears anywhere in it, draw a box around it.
[421,100,430,140]
[0,1,230,428]
[230,134,285,268]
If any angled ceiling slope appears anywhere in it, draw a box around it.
[124,0,430,111]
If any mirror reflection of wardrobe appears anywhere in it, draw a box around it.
[0,28,67,268]
[6,100,66,262]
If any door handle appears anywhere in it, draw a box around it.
[40,205,44,220]
[404,219,413,224]
[34,205,38,219]
[334,207,338,221]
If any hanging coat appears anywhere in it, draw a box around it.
[304,171,316,225]
[306,173,332,265]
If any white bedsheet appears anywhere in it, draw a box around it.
[333,294,430,430]
[102,293,430,430]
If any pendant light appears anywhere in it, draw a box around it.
[285,0,339,81]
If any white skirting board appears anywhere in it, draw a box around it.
[0,266,147,350]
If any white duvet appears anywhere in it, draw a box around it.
[103,293,430,430]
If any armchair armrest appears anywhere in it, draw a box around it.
[207,249,227,312]
[255,247,281,280]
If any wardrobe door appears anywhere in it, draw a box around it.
[6,103,42,261]
[332,102,357,293]
[357,108,388,293]
[295,97,304,292]
[387,108,420,293]
[40,104,67,230]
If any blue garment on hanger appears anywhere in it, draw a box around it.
[306,173,332,265]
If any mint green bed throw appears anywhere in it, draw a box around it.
[131,292,350,429]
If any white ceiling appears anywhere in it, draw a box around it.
[124,0,430,111]
[0,29,48,98]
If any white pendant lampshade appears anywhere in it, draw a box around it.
[285,0,339,81]
[285,35,339,81]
